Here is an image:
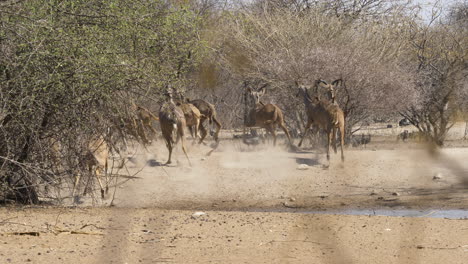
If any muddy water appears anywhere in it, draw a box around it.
[280,209,468,219]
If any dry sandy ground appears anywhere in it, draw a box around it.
[1,139,468,263]
[1,207,467,264]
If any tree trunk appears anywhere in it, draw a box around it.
[5,109,51,204]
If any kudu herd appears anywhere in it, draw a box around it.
[171,93,222,145]
[64,78,350,200]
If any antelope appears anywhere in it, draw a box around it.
[134,103,159,139]
[188,99,222,144]
[296,81,345,163]
[174,96,203,142]
[126,103,160,145]
[72,136,109,199]
[159,89,191,166]
[243,86,293,147]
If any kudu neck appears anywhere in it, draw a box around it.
[299,88,316,106]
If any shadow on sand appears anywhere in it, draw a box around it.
[146,159,164,167]
[294,157,320,166]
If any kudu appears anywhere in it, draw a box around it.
[243,86,293,146]
[297,79,342,148]
[173,94,203,142]
[134,103,159,140]
[124,102,160,145]
[158,89,191,166]
[296,81,345,163]
[189,99,222,144]
[72,136,109,199]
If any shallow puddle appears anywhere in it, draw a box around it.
[301,209,468,219]
[248,208,468,219]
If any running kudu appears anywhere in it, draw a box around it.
[243,85,293,146]
[296,81,345,163]
[158,89,191,166]
[188,99,222,144]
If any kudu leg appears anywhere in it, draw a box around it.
[165,141,173,165]
[149,126,158,139]
[279,122,293,146]
[188,126,194,138]
[137,120,149,145]
[326,131,332,161]
[298,120,312,147]
[340,127,345,162]
[83,170,92,196]
[213,117,222,142]
[188,126,196,145]
[332,128,338,154]
[104,160,109,194]
[266,125,277,146]
[94,166,106,199]
[72,174,81,198]
[198,122,208,144]
[178,131,192,166]
[194,119,200,141]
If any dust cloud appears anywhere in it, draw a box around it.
[105,137,468,210]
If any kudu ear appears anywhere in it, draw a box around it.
[258,83,268,95]
[331,79,343,87]
[258,86,266,96]
[316,79,328,88]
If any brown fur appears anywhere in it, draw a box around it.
[72,136,109,199]
[129,103,159,144]
[297,84,345,163]
[244,88,293,146]
[176,102,202,141]
[189,99,222,143]
[159,96,191,166]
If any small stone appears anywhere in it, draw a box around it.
[191,212,206,219]
[289,197,296,202]
[433,173,442,180]
[283,201,299,208]
[297,164,309,170]
[392,192,400,196]
[370,190,378,196]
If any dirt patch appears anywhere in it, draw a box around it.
[1,207,467,264]
[1,138,468,263]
